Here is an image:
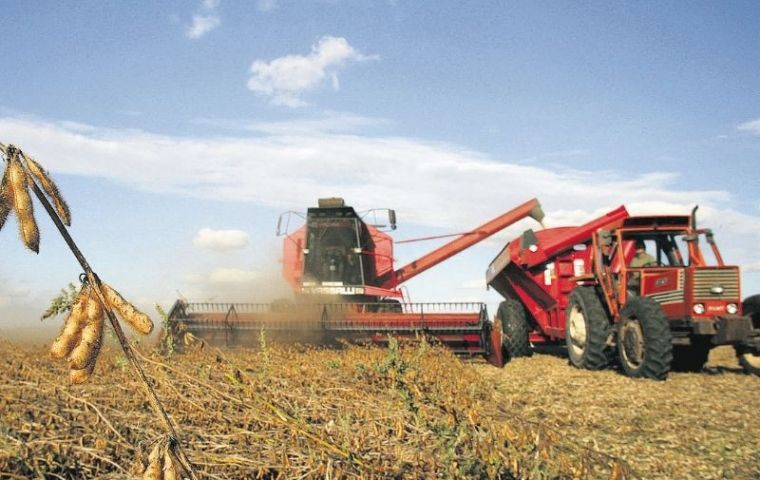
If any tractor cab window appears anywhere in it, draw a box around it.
[623,234,684,268]
[675,231,719,267]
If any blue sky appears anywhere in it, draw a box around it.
[2,1,759,329]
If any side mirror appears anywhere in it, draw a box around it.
[276,211,305,236]
[389,209,397,230]
[276,214,284,236]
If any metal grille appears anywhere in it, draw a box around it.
[693,268,740,300]
[646,270,685,306]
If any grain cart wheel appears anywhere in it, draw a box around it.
[735,295,760,377]
[671,337,711,372]
[565,287,611,370]
[617,297,673,380]
[496,298,531,359]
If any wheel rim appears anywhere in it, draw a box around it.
[568,305,587,357]
[620,319,645,369]
[742,352,760,369]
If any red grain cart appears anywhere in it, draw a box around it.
[486,206,760,379]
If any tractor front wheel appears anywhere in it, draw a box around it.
[735,346,760,376]
[565,287,611,370]
[735,295,760,377]
[617,297,673,380]
[496,298,531,360]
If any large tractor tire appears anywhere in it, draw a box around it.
[671,337,711,373]
[735,295,760,377]
[617,297,673,380]
[565,287,611,370]
[496,298,532,360]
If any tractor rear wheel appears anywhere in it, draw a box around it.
[617,297,673,380]
[671,337,711,372]
[735,295,760,377]
[496,298,532,360]
[565,287,611,370]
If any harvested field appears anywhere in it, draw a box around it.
[478,346,760,479]
[0,338,758,479]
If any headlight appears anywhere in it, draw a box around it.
[727,303,738,315]
[693,303,705,315]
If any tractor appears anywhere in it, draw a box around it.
[486,206,760,380]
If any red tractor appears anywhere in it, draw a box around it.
[487,206,760,380]
[169,197,545,365]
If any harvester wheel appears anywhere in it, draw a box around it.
[566,287,611,370]
[671,337,711,373]
[735,295,760,377]
[617,297,673,380]
[496,299,532,359]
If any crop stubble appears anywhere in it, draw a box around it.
[0,339,757,479]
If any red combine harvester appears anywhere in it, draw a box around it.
[487,206,760,379]
[168,197,545,365]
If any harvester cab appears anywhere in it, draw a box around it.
[279,197,400,301]
[169,197,546,367]
[486,206,760,380]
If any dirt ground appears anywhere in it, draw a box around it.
[478,346,760,479]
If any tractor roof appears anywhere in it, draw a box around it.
[622,215,691,230]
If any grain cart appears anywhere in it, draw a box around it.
[486,206,760,379]
[168,197,545,366]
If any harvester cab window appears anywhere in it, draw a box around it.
[303,217,366,286]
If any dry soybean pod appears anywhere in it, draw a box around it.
[5,149,39,252]
[143,442,164,480]
[163,448,178,480]
[68,292,104,370]
[103,283,154,334]
[50,285,91,359]
[22,152,71,226]
[0,166,10,231]
[69,361,95,385]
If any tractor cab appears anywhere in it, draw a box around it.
[594,214,748,337]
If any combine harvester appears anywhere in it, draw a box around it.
[168,197,545,366]
[487,206,760,379]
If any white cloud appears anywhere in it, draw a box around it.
[737,118,760,135]
[247,36,375,107]
[246,111,388,135]
[193,228,249,251]
[208,268,260,284]
[257,0,277,12]
[2,114,760,274]
[460,279,486,289]
[745,262,760,273]
[186,0,220,39]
